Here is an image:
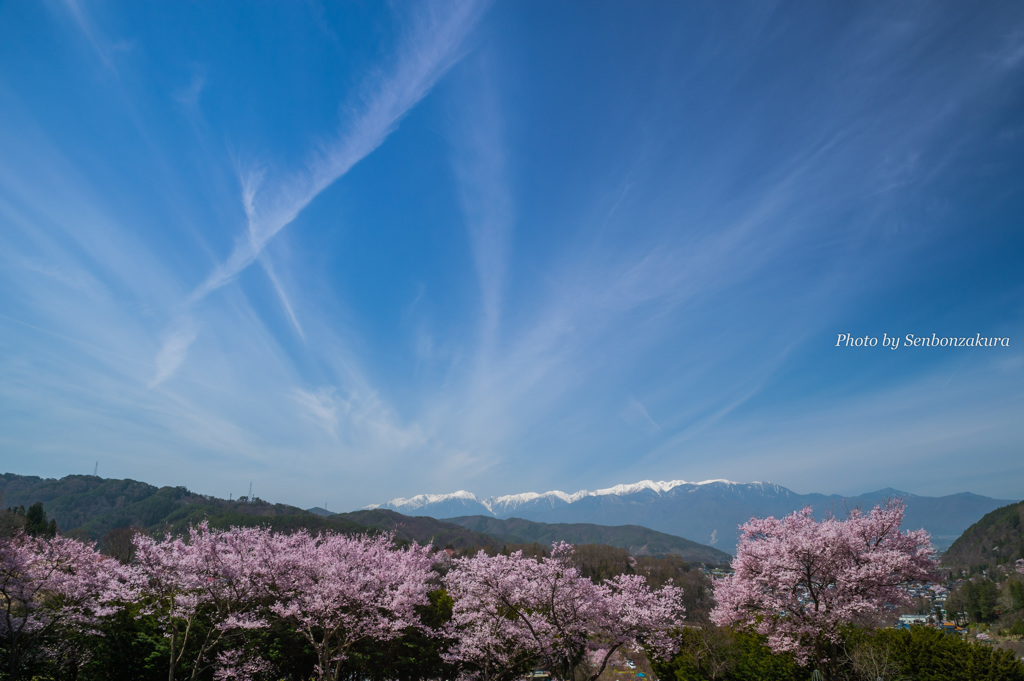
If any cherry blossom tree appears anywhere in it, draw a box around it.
[267,531,435,681]
[710,499,935,681]
[443,543,685,681]
[0,532,124,680]
[130,523,275,681]
[441,549,551,680]
[130,528,197,681]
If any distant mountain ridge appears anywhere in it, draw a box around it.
[367,479,750,516]
[368,479,1017,552]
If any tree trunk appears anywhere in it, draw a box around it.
[8,642,21,681]
[168,625,177,681]
[320,645,334,681]
[815,639,839,681]
[585,644,623,681]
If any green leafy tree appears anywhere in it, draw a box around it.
[851,626,1024,681]
[24,502,58,539]
[1006,579,1024,612]
[651,626,807,681]
[77,604,168,681]
[948,578,1000,623]
[1,502,57,539]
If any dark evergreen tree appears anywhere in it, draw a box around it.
[23,502,57,539]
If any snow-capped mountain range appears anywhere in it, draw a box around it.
[369,479,751,514]
[366,479,1015,553]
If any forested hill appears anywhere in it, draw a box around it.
[445,515,732,564]
[329,509,502,551]
[942,499,1024,571]
[0,472,356,536]
[0,473,493,550]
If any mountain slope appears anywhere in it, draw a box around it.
[941,500,1024,571]
[335,509,500,550]
[0,473,489,549]
[0,472,371,539]
[445,515,731,564]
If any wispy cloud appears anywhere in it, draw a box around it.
[450,55,513,360]
[994,28,1024,69]
[147,0,488,385]
[150,317,199,388]
[190,0,487,304]
[260,255,306,341]
[291,379,431,455]
[291,386,338,436]
[18,257,109,299]
[621,394,660,434]
[59,0,121,70]
[238,165,306,340]
[173,71,206,113]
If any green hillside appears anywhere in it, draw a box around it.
[942,499,1024,571]
[446,515,732,564]
[0,472,370,539]
[331,509,505,550]
[0,473,509,549]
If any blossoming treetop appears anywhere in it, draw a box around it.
[710,499,935,681]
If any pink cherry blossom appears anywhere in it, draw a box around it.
[129,523,277,681]
[1,532,125,679]
[266,530,435,681]
[710,499,935,679]
[443,542,684,681]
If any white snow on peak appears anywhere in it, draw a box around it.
[591,479,685,496]
[590,479,738,496]
[374,478,744,512]
[491,489,590,509]
[380,490,479,510]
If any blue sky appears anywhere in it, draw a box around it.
[1,1,1022,511]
